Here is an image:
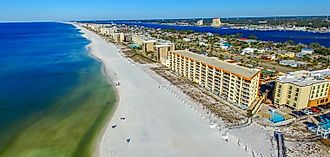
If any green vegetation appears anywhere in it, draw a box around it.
[315,47,330,56]
[0,72,116,157]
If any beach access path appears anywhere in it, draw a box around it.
[76,24,250,157]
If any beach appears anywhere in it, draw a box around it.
[74,24,251,157]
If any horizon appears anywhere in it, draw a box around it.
[1,0,330,21]
[0,15,329,23]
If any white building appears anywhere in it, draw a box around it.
[182,38,191,42]
[241,48,255,55]
[197,20,204,26]
[301,48,314,55]
[279,60,307,68]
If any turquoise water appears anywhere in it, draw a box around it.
[269,111,285,123]
[0,22,116,157]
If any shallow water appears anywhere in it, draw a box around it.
[0,22,115,157]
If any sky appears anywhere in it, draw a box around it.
[1,0,330,21]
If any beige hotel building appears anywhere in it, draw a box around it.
[167,50,260,108]
[212,18,222,27]
[274,69,330,109]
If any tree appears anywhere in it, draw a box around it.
[248,34,258,40]
[286,40,295,45]
[310,42,321,49]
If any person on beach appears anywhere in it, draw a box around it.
[126,138,131,143]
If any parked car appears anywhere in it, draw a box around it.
[310,107,321,113]
[292,111,306,117]
[303,109,313,115]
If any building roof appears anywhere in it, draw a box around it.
[277,69,330,86]
[301,48,314,51]
[173,50,260,78]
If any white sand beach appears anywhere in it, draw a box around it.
[74,24,251,157]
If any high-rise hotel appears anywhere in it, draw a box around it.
[212,18,222,27]
[167,50,260,108]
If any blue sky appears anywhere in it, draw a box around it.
[1,0,330,21]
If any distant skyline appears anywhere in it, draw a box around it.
[1,0,330,21]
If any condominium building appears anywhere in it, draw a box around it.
[155,40,175,65]
[111,33,125,43]
[167,50,260,108]
[212,18,222,27]
[132,35,157,53]
[100,27,117,36]
[274,69,330,109]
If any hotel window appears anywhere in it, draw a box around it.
[288,95,291,98]
[295,93,299,97]
[289,86,293,90]
[296,88,299,92]
[276,99,280,104]
[321,99,325,103]
[293,103,297,107]
[294,97,298,101]
[287,100,290,105]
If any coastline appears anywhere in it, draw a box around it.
[0,22,119,157]
[117,22,330,47]
[73,23,251,157]
[71,23,120,157]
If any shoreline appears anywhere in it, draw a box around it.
[73,23,251,157]
[117,22,330,47]
[71,23,121,157]
[143,22,330,33]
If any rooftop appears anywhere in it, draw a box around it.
[278,69,330,86]
[173,50,260,78]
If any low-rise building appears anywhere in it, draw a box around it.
[279,60,307,68]
[301,48,314,55]
[277,50,295,58]
[220,43,231,50]
[296,48,314,58]
[167,50,261,108]
[274,69,330,109]
[182,38,192,42]
[241,48,255,55]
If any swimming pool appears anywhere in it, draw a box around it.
[269,110,286,123]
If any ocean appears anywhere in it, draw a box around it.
[111,22,330,47]
[0,22,115,157]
